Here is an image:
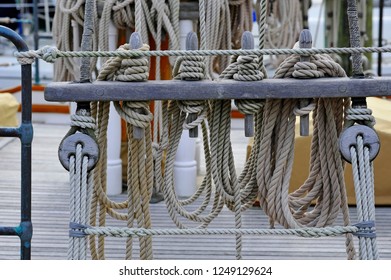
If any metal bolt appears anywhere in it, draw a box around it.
[130,32,145,140]
[184,32,200,138]
[241,31,255,137]
[298,29,312,137]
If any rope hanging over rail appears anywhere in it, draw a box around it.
[26,0,382,261]
[256,52,357,259]
[88,38,154,260]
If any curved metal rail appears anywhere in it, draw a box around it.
[0,25,33,260]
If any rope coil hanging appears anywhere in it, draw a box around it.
[50,0,382,261]
[252,30,357,259]
[88,34,154,260]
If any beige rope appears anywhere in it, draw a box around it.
[344,108,379,260]
[68,144,93,260]
[88,42,154,260]
[52,1,376,261]
[254,53,356,259]
[52,0,99,81]
[255,0,303,67]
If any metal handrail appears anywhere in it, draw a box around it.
[0,25,33,260]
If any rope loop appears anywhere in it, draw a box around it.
[293,101,316,117]
[70,114,96,129]
[114,101,153,129]
[97,43,150,82]
[234,99,264,115]
[16,56,35,65]
[345,107,376,128]
[292,61,324,78]
[234,55,264,81]
[174,56,205,80]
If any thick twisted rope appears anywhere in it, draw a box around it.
[255,52,356,260]
[68,144,93,260]
[344,107,379,260]
[70,114,95,129]
[81,225,361,238]
[173,56,207,131]
[159,101,224,229]
[88,42,154,260]
[349,135,379,260]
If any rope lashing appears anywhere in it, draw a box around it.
[70,114,96,129]
[344,107,376,128]
[14,46,391,64]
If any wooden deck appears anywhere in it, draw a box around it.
[1,123,390,260]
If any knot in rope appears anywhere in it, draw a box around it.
[71,114,96,129]
[292,61,324,78]
[152,142,160,160]
[293,102,316,117]
[234,99,264,115]
[15,46,59,64]
[14,50,38,65]
[345,107,376,128]
[114,101,153,129]
[97,43,150,82]
[233,55,264,81]
[177,100,207,130]
[40,46,59,63]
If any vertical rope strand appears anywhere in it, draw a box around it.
[347,0,364,75]
[258,0,267,71]
[350,135,379,259]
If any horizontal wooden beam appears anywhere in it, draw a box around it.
[44,77,391,102]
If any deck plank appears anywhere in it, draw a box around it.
[1,123,390,260]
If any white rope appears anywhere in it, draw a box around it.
[81,225,361,238]
[345,104,379,260]
[55,0,382,262]
[253,52,357,260]
[68,144,92,260]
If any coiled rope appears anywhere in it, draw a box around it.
[28,0,382,261]
[254,52,356,259]
[88,42,154,260]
